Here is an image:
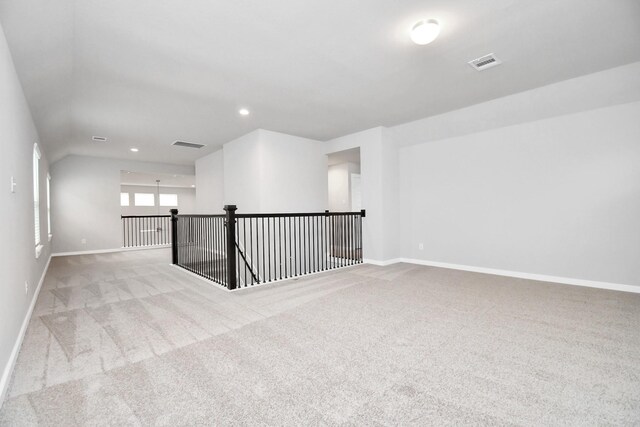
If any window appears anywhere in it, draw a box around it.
[33,144,42,257]
[120,192,130,206]
[159,193,178,206]
[47,174,52,241]
[134,193,155,206]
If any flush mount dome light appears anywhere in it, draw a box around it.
[238,108,250,116]
[130,148,139,152]
[411,19,440,45]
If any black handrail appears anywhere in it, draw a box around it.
[121,215,171,218]
[236,211,365,218]
[176,214,226,218]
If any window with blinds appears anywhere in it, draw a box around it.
[33,144,41,249]
[47,174,52,239]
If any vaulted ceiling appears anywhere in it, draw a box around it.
[1,0,639,165]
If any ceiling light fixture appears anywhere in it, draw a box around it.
[130,148,139,152]
[410,19,440,45]
[238,108,250,116]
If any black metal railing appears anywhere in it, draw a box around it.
[171,206,365,290]
[172,212,228,287]
[122,215,172,248]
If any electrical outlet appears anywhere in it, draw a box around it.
[418,243,424,250]
[81,238,87,244]
[25,281,29,295]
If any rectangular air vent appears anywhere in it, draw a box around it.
[172,140,205,149]
[468,53,502,71]
[92,136,107,142]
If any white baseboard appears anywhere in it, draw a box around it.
[397,258,639,294]
[364,258,402,266]
[0,254,52,408]
[52,245,170,257]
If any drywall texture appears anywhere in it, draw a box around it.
[195,150,224,214]
[50,156,193,253]
[120,185,196,216]
[398,100,640,287]
[0,23,51,405]
[222,129,327,214]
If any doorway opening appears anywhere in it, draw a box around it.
[327,147,361,212]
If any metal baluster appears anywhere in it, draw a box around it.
[242,218,246,285]
[313,215,317,272]
[278,217,282,280]
[261,218,265,283]
[288,217,292,278]
[298,216,301,276]
[350,215,354,265]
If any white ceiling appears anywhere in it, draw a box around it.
[120,171,195,188]
[1,0,639,165]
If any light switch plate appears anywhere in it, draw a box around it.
[10,176,17,193]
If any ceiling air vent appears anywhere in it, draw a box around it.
[92,136,107,142]
[468,53,502,71]
[172,140,206,149]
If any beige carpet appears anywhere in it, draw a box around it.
[1,248,639,425]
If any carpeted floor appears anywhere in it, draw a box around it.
[1,248,639,425]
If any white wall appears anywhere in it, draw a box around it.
[258,129,327,212]
[0,23,51,405]
[195,149,224,213]
[323,62,640,286]
[325,127,399,262]
[393,62,640,288]
[222,130,262,212]
[398,100,640,287]
[328,163,350,211]
[379,127,399,261]
[51,155,194,253]
[120,185,195,216]
[220,129,327,213]
[328,162,360,211]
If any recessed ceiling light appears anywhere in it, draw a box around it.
[130,148,139,152]
[411,19,440,45]
[191,184,196,188]
[238,108,250,116]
